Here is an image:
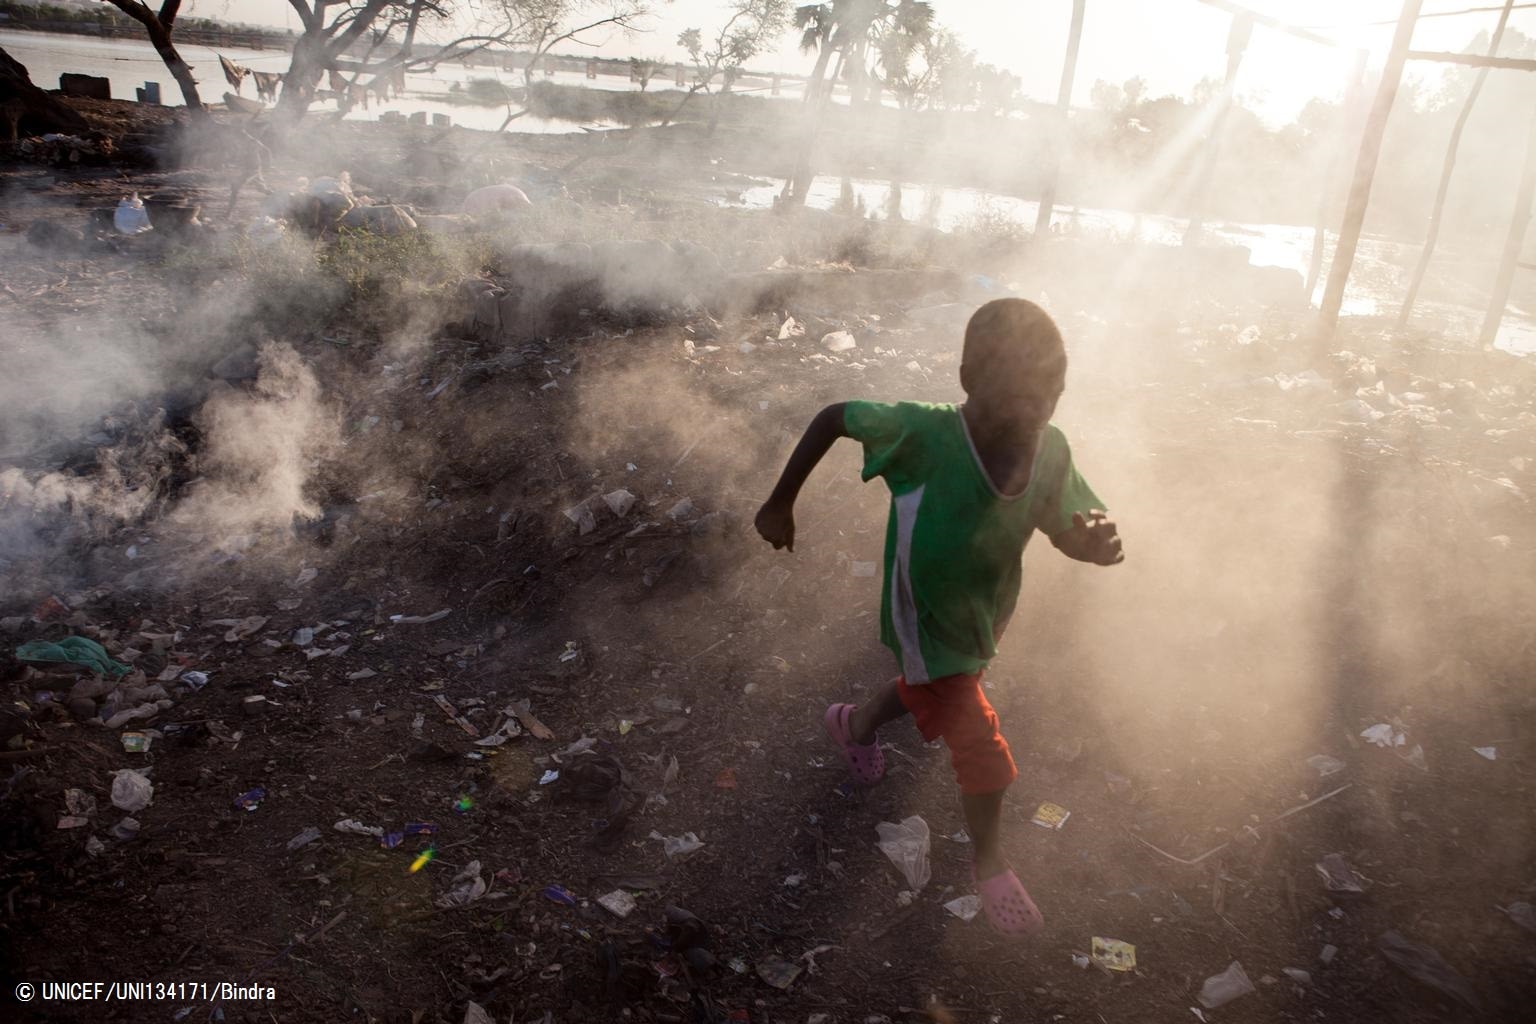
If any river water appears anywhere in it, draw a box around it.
[6,28,1531,355]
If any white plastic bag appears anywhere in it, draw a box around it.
[875,815,931,890]
[110,768,153,811]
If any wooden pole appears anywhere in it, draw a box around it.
[1399,0,1516,325]
[1407,48,1536,70]
[1318,0,1424,338]
[1035,0,1086,236]
[1478,88,1536,347]
[1184,13,1253,245]
[1306,54,1369,300]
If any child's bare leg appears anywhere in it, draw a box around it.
[848,678,907,744]
[963,788,1007,878]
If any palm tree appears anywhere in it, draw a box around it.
[794,4,837,104]
[782,1,931,208]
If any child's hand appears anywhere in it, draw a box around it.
[755,500,796,551]
[1064,509,1123,565]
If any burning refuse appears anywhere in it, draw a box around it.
[1,3,1534,1022]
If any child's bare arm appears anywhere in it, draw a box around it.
[755,403,849,551]
[1050,510,1124,565]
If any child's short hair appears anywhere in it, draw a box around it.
[962,299,1067,389]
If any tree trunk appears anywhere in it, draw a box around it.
[1399,0,1516,325]
[804,44,833,104]
[1318,0,1425,339]
[100,1,206,115]
[707,75,735,136]
[276,34,328,120]
[1035,0,1086,237]
[1478,89,1536,348]
[146,22,203,114]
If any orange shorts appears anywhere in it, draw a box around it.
[896,671,1018,795]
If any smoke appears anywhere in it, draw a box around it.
[169,342,339,549]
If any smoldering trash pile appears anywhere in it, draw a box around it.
[2,125,1535,1024]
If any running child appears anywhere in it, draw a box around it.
[754,298,1123,937]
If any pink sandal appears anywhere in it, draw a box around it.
[976,867,1044,937]
[823,703,885,785]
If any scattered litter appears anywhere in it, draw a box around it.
[463,1001,495,1024]
[1315,852,1367,893]
[233,787,265,812]
[1133,784,1351,865]
[432,694,480,737]
[111,817,141,841]
[509,700,555,740]
[120,732,151,753]
[1377,930,1481,1009]
[223,615,268,642]
[104,702,165,729]
[347,669,377,681]
[539,770,560,786]
[1473,746,1497,761]
[334,818,384,837]
[821,330,856,353]
[390,609,451,624]
[294,567,318,587]
[286,827,322,852]
[597,890,637,918]
[756,956,803,990]
[1072,953,1090,969]
[1306,753,1346,777]
[114,193,152,234]
[1319,944,1338,964]
[110,769,153,812]
[1282,967,1312,985]
[1030,802,1071,830]
[602,489,637,516]
[778,317,804,340]
[293,627,315,647]
[65,789,96,817]
[1198,961,1256,1008]
[542,884,577,906]
[16,637,130,677]
[850,561,878,577]
[650,830,705,860]
[1361,723,1403,748]
[436,860,487,907]
[1092,936,1136,972]
[875,816,931,890]
[944,895,980,922]
[180,671,209,690]
[1499,902,1536,934]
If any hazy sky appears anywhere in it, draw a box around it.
[189,0,1536,124]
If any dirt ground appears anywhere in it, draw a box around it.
[2,100,1536,1024]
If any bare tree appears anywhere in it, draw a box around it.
[275,0,651,123]
[665,1,792,129]
[97,0,206,115]
[629,56,660,91]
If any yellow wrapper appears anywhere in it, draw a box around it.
[1092,936,1136,972]
[1031,802,1071,830]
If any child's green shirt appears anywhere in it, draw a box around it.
[844,400,1104,683]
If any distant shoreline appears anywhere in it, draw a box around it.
[0,14,292,52]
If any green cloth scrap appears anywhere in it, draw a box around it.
[15,637,131,677]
